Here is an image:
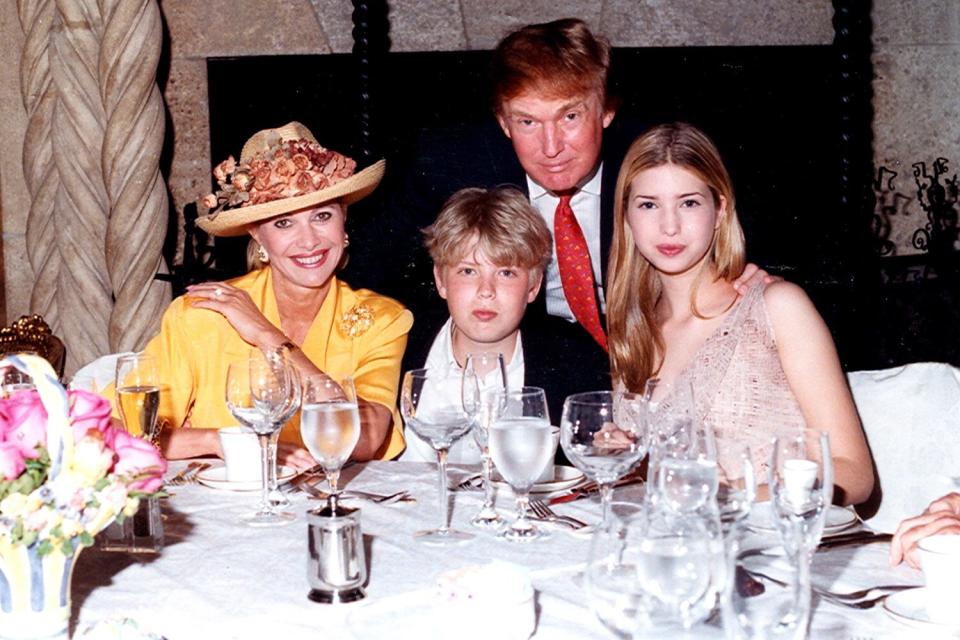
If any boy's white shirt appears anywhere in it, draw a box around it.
[399,317,525,463]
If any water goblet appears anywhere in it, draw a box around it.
[225,354,295,526]
[560,390,648,525]
[461,351,507,528]
[400,368,476,544]
[488,387,553,541]
[300,374,361,511]
[115,353,161,441]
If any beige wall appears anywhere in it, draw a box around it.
[0,0,954,326]
[872,1,960,255]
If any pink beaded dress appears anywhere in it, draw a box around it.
[651,282,807,480]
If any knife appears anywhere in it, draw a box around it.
[818,531,892,549]
[548,476,644,505]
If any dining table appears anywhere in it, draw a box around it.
[71,460,926,639]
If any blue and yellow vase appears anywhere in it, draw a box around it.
[0,540,84,640]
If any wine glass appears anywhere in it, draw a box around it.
[721,530,810,640]
[400,368,476,544]
[461,352,507,528]
[715,441,757,533]
[768,428,832,632]
[300,374,361,511]
[560,390,648,525]
[259,346,301,509]
[115,353,161,442]
[585,503,648,638]
[225,354,294,526]
[488,386,553,541]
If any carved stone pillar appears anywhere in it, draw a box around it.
[18,0,170,374]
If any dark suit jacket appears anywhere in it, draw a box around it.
[345,114,645,422]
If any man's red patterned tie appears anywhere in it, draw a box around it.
[554,194,608,351]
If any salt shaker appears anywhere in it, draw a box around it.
[307,503,367,603]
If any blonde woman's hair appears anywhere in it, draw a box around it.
[423,186,552,273]
[607,122,746,393]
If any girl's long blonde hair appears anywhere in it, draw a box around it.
[607,123,746,393]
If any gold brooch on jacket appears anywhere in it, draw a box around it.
[340,304,374,337]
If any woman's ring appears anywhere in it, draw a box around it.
[214,287,223,298]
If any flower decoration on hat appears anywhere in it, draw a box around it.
[200,134,357,217]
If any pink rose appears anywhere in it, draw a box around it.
[0,390,47,458]
[68,390,116,449]
[200,193,219,210]
[0,441,26,480]
[212,155,236,183]
[112,430,167,493]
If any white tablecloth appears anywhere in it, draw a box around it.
[72,461,923,639]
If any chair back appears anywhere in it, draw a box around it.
[849,362,960,532]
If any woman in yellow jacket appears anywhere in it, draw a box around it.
[144,122,411,465]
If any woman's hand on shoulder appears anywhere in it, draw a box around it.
[187,282,285,348]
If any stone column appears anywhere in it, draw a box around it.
[18,0,169,374]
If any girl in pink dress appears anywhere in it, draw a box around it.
[606,123,873,505]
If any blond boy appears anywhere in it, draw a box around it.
[400,186,552,463]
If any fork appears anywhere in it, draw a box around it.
[299,480,414,504]
[745,568,905,609]
[529,499,589,529]
[166,461,209,486]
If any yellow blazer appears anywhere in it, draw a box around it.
[141,268,411,459]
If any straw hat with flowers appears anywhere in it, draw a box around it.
[196,122,385,237]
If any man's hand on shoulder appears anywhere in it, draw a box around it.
[732,263,780,296]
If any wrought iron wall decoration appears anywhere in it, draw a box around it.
[871,159,960,285]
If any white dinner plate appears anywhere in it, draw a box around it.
[884,587,960,630]
[492,465,585,494]
[196,464,295,492]
[747,502,858,534]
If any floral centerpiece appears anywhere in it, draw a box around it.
[0,354,167,640]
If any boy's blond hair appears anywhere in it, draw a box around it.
[424,186,551,272]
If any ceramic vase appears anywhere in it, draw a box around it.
[0,541,83,640]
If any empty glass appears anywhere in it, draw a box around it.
[400,368,476,544]
[560,390,648,525]
[461,352,507,528]
[225,353,298,526]
[488,387,552,541]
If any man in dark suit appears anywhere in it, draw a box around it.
[354,19,756,421]
[357,19,624,422]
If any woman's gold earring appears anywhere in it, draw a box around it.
[257,246,269,263]
[343,234,350,247]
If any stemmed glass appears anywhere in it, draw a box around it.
[585,504,648,638]
[488,387,553,541]
[400,368,476,544]
[111,352,164,551]
[300,375,361,511]
[560,391,648,525]
[767,428,833,637]
[225,353,297,526]
[461,352,507,528]
[715,441,756,533]
[259,346,301,509]
[115,353,161,442]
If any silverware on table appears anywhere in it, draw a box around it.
[166,461,210,486]
[744,567,911,609]
[529,499,589,529]
[299,479,415,505]
[818,531,893,550]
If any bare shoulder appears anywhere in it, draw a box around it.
[761,280,818,321]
